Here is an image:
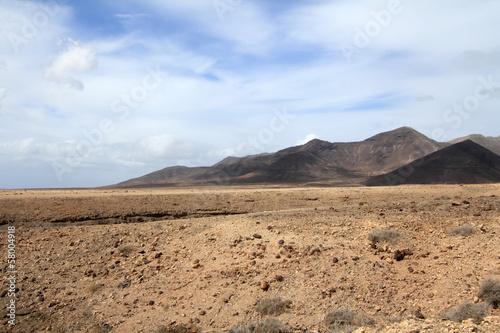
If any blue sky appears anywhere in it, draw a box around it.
[1,0,500,188]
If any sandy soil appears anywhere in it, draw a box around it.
[1,184,499,332]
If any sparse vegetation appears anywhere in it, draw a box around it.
[116,244,136,256]
[256,297,292,316]
[87,282,103,293]
[478,279,500,309]
[367,228,401,244]
[443,301,490,323]
[450,224,476,237]
[324,308,375,333]
[155,324,201,333]
[228,318,290,333]
[434,195,452,200]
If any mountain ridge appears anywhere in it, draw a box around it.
[112,127,499,187]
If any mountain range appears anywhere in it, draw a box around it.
[112,127,500,187]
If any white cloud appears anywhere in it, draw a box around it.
[296,134,318,146]
[114,13,148,20]
[0,88,7,107]
[44,40,97,90]
[1,0,500,188]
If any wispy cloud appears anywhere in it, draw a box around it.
[1,0,500,188]
[44,40,98,90]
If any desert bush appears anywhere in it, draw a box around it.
[324,308,375,333]
[416,201,432,208]
[256,297,292,316]
[434,195,452,200]
[87,282,103,293]
[443,301,490,322]
[450,224,476,237]
[228,318,290,333]
[155,324,201,333]
[478,279,500,309]
[367,228,401,244]
[116,244,136,256]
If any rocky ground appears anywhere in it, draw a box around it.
[1,184,499,332]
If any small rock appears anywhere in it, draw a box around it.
[253,234,262,239]
[414,308,425,319]
[17,309,31,316]
[199,310,206,316]
[278,240,284,245]
[394,250,405,261]
[260,281,269,291]
[118,279,131,289]
[275,275,284,282]
[332,257,339,263]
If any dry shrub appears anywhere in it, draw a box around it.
[256,297,292,316]
[228,318,290,333]
[478,279,500,309]
[443,301,490,322]
[117,244,136,256]
[155,324,201,333]
[367,228,401,244]
[87,282,103,293]
[450,224,476,237]
[324,308,375,333]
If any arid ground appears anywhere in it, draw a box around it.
[1,184,500,332]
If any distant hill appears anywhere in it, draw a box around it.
[113,127,449,187]
[449,134,500,155]
[366,140,500,186]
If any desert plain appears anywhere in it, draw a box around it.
[1,184,500,332]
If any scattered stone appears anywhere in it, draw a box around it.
[275,275,284,282]
[260,281,269,291]
[394,250,405,261]
[253,234,262,239]
[332,257,339,263]
[414,308,425,319]
[118,279,131,289]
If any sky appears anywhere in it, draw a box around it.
[1,0,500,188]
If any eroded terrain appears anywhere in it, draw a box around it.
[1,185,500,332]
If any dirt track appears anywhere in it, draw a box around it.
[1,185,500,332]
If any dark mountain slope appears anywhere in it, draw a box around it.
[366,140,500,186]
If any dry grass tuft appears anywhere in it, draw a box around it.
[324,308,375,333]
[450,224,476,237]
[478,279,500,309]
[443,301,490,322]
[256,297,292,316]
[367,228,401,244]
[155,324,201,333]
[87,282,103,293]
[228,318,290,333]
[116,244,136,256]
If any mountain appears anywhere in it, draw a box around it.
[366,140,500,186]
[449,134,500,155]
[113,127,448,187]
